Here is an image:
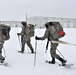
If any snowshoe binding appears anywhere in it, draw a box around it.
[62,60,67,66]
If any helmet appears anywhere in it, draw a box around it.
[59,31,65,36]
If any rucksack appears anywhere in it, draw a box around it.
[28,24,35,37]
[0,24,11,41]
[45,22,65,39]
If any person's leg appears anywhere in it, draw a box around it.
[58,57,67,66]
[48,57,55,64]
[27,40,34,53]
[0,44,5,63]
[49,43,59,64]
[51,43,66,65]
[19,41,25,53]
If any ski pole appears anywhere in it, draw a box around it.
[3,46,6,57]
[34,40,37,66]
[57,49,66,60]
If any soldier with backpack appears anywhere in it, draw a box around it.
[35,22,67,66]
[0,24,11,63]
[17,21,34,54]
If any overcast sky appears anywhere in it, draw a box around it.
[0,0,76,20]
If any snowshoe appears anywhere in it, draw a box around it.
[18,51,24,53]
[62,60,67,66]
[46,60,55,64]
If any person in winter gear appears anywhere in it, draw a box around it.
[17,21,34,53]
[0,24,11,63]
[35,22,67,65]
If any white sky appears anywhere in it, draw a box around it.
[0,0,76,20]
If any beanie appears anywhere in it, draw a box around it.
[21,21,27,26]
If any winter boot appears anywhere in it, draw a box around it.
[59,58,67,66]
[18,50,24,53]
[21,46,24,53]
[0,56,5,63]
[48,57,55,64]
[31,49,34,54]
[31,51,34,54]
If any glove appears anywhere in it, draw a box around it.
[35,36,41,40]
[17,33,20,35]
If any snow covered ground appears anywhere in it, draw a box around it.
[0,27,76,75]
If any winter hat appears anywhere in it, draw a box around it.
[21,21,27,26]
[59,31,65,36]
[44,23,49,28]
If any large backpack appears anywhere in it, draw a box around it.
[28,24,35,37]
[45,22,65,39]
[0,24,11,41]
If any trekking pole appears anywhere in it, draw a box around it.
[34,40,37,66]
[57,49,66,60]
[3,46,6,57]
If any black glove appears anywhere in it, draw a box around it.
[17,33,20,35]
[35,36,41,40]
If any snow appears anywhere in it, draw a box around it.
[0,27,76,75]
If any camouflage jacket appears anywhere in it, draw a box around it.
[39,29,58,41]
[20,26,31,41]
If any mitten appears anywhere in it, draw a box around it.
[35,36,41,40]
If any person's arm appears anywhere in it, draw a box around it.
[21,27,25,36]
[17,27,24,36]
[35,30,49,40]
[40,30,49,40]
